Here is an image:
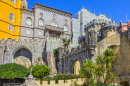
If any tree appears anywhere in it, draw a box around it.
[0,63,29,79]
[62,38,70,51]
[32,65,51,84]
[53,48,59,58]
[80,49,116,86]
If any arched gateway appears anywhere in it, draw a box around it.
[72,60,80,75]
[13,48,32,68]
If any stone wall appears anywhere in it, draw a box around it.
[0,38,45,65]
[95,34,120,56]
[112,31,130,84]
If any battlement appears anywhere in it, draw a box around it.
[61,45,88,59]
[0,38,45,46]
[85,19,117,29]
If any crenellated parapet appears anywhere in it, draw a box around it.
[21,9,34,16]
[85,19,117,31]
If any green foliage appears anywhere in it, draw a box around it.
[32,65,50,79]
[32,65,51,84]
[80,48,117,86]
[0,63,29,79]
[62,38,70,47]
[53,48,59,55]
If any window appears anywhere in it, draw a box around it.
[10,0,15,3]
[40,13,43,17]
[8,24,13,31]
[39,19,44,26]
[26,17,32,25]
[9,12,14,22]
[52,14,56,18]
[26,29,30,34]
[123,27,127,30]
[65,19,67,23]
[51,21,57,27]
[39,30,42,35]
[64,25,68,31]
[98,31,101,36]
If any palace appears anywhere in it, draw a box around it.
[0,0,129,86]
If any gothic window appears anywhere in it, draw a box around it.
[26,17,32,25]
[8,24,13,31]
[10,0,15,3]
[9,12,14,22]
[51,21,57,27]
[64,25,68,31]
[39,19,44,26]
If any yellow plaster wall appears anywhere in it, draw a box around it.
[35,78,86,86]
[0,0,21,40]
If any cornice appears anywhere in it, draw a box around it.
[33,3,72,18]
[21,9,34,16]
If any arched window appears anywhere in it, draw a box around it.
[51,21,57,27]
[26,17,32,25]
[64,25,68,31]
[39,19,44,26]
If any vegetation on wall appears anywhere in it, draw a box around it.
[79,49,117,86]
[0,63,29,79]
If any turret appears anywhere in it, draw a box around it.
[21,0,28,9]
[88,27,97,56]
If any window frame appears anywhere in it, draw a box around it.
[51,21,57,27]
[39,29,43,35]
[10,0,15,3]
[63,25,68,32]
[26,17,32,26]
[26,29,31,34]
[38,19,44,26]
[8,12,14,22]
[8,24,13,31]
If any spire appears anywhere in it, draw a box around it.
[81,6,88,12]
[82,5,84,9]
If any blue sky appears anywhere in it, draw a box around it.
[27,0,130,25]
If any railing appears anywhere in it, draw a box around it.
[45,25,64,32]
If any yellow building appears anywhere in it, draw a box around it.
[0,0,27,40]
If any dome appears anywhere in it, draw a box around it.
[81,6,88,12]
[99,14,107,18]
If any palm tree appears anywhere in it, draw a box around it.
[62,38,70,51]
[103,49,116,86]
[80,49,116,86]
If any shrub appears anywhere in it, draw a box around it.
[0,63,29,79]
[32,65,51,84]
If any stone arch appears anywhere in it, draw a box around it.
[68,55,82,74]
[120,81,129,86]
[12,45,32,68]
[72,60,80,75]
